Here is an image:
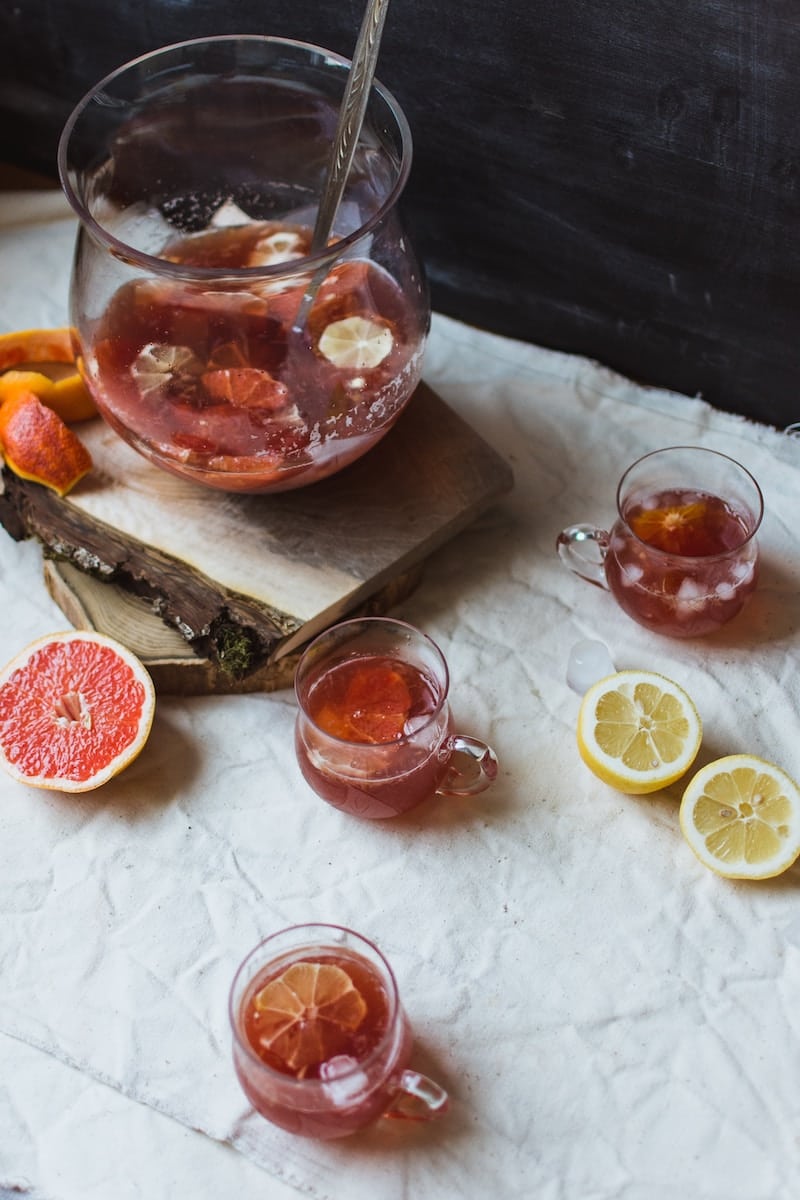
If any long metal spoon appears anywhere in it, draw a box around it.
[293,0,392,331]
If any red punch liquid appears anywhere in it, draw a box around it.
[295,654,454,818]
[604,487,759,637]
[233,947,412,1138]
[84,221,425,490]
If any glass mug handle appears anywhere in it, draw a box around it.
[383,1070,450,1121]
[436,735,499,797]
[556,523,611,590]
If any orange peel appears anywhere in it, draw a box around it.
[0,389,92,496]
[0,327,77,370]
[0,368,96,423]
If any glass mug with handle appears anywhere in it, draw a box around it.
[229,923,449,1138]
[557,445,763,638]
[294,616,498,818]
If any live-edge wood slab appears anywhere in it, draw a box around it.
[0,383,513,693]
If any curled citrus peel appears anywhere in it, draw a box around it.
[0,327,76,370]
[0,389,92,496]
[0,368,96,424]
[0,327,95,495]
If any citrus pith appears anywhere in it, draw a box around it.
[577,669,702,794]
[0,631,156,793]
[680,754,800,879]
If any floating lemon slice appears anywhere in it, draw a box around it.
[577,669,702,794]
[680,755,800,879]
[318,315,393,369]
[252,961,367,1075]
[132,342,203,396]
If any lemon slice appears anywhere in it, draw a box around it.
[679,755,800,879]
[132,343,203,396]
[577,669,702,794]
[318,316,393,369]
[252,961,367,1075]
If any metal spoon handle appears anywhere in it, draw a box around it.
[310,0,392,253]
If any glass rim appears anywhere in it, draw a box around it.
[228,921,400,1087]
[294,615,451,747]
[615,444,764,558]
[57,33,414,282]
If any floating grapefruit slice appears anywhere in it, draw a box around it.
[201,366,291,411]
[0,389,92,496]
[628,499,715,555]
[0,631,156,793]
[251,960,367,1075]
[344,662,412,742]
[311,661,413,744]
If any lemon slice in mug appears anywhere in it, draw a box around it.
[680,754,800,879]
[577,670,702,795]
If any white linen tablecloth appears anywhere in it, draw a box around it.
[1,191,799,1200]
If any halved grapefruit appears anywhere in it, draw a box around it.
[0,631,156,792]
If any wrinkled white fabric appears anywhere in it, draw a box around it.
[1,192,800,1200]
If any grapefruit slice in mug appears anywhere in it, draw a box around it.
[0,631,156,792]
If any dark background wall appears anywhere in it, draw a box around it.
[1,1,798,428]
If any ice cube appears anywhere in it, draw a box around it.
[567,639,616,695]
[210,199,251,227]
[320,1055,369,1107]
[715,581,735,601]
[730,559,755,582]
[621,563,644,586]
[676,578,705,603]
[403,713,431,736]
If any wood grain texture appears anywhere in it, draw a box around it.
[0,384,513,680]
[42,559,425,695]
[1,1,799,426]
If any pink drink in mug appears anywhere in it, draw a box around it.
[229,923,448,1138]
[557,446,763,637]
[294,617,498,818]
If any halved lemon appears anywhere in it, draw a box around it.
[317,315,393,369]
[679,755,800,879]
[577,669,702,794]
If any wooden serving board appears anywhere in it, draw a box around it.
[0,383,513,693]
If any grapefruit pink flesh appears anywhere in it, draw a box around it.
[0,632,156,792]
